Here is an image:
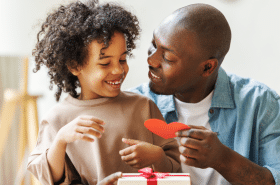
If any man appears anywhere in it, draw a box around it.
[129,3,280,185]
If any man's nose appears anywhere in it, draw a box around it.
[147,50,160,68]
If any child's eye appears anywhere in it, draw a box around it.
[100,63,110,66]
[119,59,127,63]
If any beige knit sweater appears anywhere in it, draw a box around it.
[27,91,181,185]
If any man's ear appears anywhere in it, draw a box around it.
[67,64,81,76]
[201,58,218,77]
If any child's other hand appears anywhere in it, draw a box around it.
[119,138,164,169]
[57,115,105,144]
[97,172,122,185]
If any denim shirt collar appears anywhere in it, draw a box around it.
[211,68,235,109]
[150,90,175,114]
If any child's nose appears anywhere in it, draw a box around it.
[112,63,124,74]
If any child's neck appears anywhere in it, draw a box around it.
[77,94,103,100]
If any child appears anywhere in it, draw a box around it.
[27,1,181,184]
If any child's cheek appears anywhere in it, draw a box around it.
[91,73,104,82]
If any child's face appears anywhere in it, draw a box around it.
[76,32,129,100]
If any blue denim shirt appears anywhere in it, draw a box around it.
[128,68,280,184]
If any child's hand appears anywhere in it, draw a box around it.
[57,115,105,144]
[119,138,164,169]
[97,172,122,185]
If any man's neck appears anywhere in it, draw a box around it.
[174,75,217,103]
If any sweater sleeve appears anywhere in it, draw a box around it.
[148,99,182,173]
[27,120,81,185]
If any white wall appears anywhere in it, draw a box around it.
[1,0,280,122]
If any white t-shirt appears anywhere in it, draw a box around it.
[175,91,231,185]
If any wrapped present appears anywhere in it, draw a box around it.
[118,167,190,185]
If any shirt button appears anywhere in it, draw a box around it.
[209,109,214,114]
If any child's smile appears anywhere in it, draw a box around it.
[105,77,124,89]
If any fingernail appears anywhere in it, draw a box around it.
[117,172,122,177]
[101,122,106,125]
[119,150,122,155]
[98,134,102,138]
[175,132,178,136]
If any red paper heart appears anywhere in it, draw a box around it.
[144,119,190,139]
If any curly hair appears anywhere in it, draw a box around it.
[33,0,140,101]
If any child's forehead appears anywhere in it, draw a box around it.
[86,32,127,57]
[87,34,124,48]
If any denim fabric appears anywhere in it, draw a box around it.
[128,68,280,184]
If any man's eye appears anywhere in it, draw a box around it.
[148,40,156,55]
[163,54,173,63]
[152,40,156,48]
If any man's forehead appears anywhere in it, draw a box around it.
[154,25,200,58]
[155,24,195,44]
[154,22,181,41]
[153,27,174,53]
[161,13,180,25]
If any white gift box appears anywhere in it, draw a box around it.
[118,173,190,185]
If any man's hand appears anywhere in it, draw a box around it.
[175,125,225,169]
[97,172,122,185]
[176,125,275,185]
[119,138,164,169]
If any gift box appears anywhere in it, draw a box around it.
[118,168,190,185]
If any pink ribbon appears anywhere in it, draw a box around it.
[122,167,189,185]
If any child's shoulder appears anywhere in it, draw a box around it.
[41,96,72,122]
[119,91,153,103]
[116,91,158,112]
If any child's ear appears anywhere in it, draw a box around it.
[67,64,81,76]
[201,58,218,77]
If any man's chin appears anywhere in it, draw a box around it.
[149,81,173,95]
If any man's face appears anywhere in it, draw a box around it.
[147,23,208,98]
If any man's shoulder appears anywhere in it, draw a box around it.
[227,72,280,100]
[212,69,280,109]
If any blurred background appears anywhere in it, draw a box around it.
[1,0,280,184]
